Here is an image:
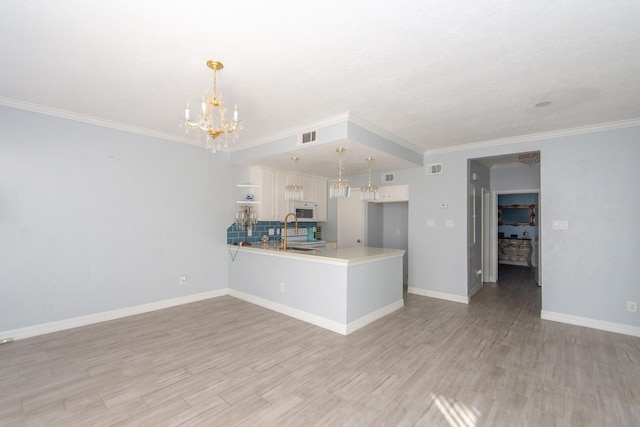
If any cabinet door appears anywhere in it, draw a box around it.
[301,174,316,202]
[259,168,276,220]
[378,185,408,202]
[314,177,328,222]
[275,170,291,218]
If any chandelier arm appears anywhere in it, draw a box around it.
[183,59,241,147]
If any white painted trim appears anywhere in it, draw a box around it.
[407,287,469,304]
[424,118,640,155]
[346,299,405,335]
[541,311,640,338]
[1,290,227,341]
[0,96,200,147]
[469,282,483,299]
[228,289,347,335]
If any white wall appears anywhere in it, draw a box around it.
[0,107,242,332]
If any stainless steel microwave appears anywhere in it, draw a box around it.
[290,201,318,222]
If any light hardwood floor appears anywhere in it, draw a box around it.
[1,265,639,426]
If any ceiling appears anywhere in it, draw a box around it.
[1,1,639,175]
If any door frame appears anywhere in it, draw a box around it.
[481,188,490,283]
[491,189,541,282]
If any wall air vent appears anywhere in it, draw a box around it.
[426,163,443,175]
[381,172,395,183]
[298,130,317,145]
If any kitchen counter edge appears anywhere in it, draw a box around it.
[227,244,405,266]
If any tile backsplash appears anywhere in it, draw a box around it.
[227,221,318,245]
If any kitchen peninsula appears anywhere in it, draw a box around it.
[228,245,405,335]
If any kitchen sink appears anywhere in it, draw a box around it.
[288,247,317,254]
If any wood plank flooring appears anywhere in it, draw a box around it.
[1,265,639,426]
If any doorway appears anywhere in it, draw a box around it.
[468,152,541,306]
[337,190,409,284]
[495,190,540,283]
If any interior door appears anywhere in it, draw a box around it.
[337,189,365,248]
[482,188,490,282]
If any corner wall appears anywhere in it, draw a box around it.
[0,106,242,333]
[410,125,640,335]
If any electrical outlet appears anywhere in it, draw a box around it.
[627,301,637,313]
[279,282,285,292]
[180,275,187,286]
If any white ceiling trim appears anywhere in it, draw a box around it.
[0,96,199,147]
[425,117,640,156]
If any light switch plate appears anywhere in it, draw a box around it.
[427,219,436,228]
[445,219,454,228]
[552,220,569,230]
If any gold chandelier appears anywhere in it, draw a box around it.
[518,152,540,166]
[184,60,241,153]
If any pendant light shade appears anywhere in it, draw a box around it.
[330,148,350,199]
[284,157,304,201]
[360,157,379,201]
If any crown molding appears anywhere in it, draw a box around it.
[0,96,200,147]
[424,117,640,156]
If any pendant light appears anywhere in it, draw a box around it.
[329,148,350,199]
[284,157,304,201]
[360,157,379,201]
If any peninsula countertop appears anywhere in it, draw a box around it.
[227,244,405,266]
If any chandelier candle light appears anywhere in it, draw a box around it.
[235,204,258,246]
[361,157,379,201]
[284,157,304,201]
[330,148,350,199]
[184,60,241,153]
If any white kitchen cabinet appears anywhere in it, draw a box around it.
[248,167,276,221]
[314,177,328,221]
[275,170,291,218]
[376,185,408,203]
[248,166,328,222]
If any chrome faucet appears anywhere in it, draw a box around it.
[282,212,299,251]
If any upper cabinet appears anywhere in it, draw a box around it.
[314,177,328,221]
[376,185,409,203]
[249,166,328,222]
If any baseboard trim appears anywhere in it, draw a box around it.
[2,290,227,341]
[407,287,469,304]
[469,282,484,299]
[541,311,640,338]
[228,289,348,335]
[346,299,405,335]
